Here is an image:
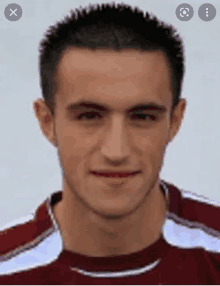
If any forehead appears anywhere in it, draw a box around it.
[55,47,172,108]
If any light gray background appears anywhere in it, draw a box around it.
[0,0,219,229]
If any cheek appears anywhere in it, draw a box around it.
[60,124,93,150]
[134,124,169,151]
[142,138,166,161]
[60,128,99,171]
[136,125,169,166]
[142,142,166,176]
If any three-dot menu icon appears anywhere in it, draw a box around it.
[198,3,216,21]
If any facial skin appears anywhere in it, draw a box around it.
[34,47,186,257]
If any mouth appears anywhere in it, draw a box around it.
[90,171,140,178]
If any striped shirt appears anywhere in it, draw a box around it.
[1,179,220,284]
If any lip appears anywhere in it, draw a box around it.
[90,171,140,178]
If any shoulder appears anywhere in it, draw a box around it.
[162,180,220,253]
[0,194,62,278]
[0,200,51,257]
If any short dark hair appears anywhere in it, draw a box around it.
[38,2,185,116]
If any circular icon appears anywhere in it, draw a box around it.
[4,3,22,21]
[176,3,194,21]
[198,4,216,22]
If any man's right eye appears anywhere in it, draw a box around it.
[77,112,101,120]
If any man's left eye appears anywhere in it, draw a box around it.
[131,113,156,121]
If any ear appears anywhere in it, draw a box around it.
[33,98,58,147]
[168,98,187,143]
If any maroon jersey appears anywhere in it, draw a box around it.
[1,179,220,285]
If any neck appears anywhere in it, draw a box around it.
[53,179,167,257]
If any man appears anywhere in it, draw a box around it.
[1,2,220,285]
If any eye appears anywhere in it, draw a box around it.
[131,113,157,121]
[77,112,101,121]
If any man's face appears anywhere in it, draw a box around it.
[35,48,186,218]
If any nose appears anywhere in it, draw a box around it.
[100,115,130,162]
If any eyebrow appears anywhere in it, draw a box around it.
[66,100,167,113]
